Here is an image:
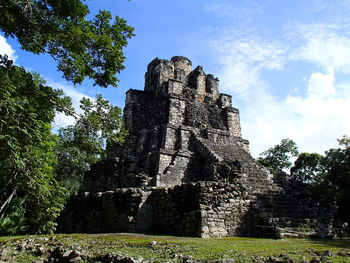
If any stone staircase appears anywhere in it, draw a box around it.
[191,133,336,238]
[192,133,223,163]
[192,134,278,194]
[252,192,336,238]
[158,149,193,185]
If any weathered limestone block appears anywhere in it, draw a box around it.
[206,74,219,99]
[162,127,178,150]
[179,128,191,150]
[226,107,242,137]
[219,94,232,108]
[193,67,206,102]
[168,79,183,94]
[157,153,173,175]
[168,97,186,127]
[171,56,192,80]
[145,59,174,92]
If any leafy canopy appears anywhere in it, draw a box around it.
[0,55,70,234]
[257,138,299,174]
[261,136,350,223]
[290,152,325,183]
[0,0,134,87]
[322,136,350,222]
[56,95,127,195]
[0,55,127,234]
[0,0,133,234]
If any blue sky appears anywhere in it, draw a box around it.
[1,0,350,157]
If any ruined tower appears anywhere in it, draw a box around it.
[61,57,336,238]
[83,56,257,190]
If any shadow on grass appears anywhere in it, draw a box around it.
[309,238,350,249]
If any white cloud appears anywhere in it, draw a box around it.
[307,67,336,96]
[0,35,17,61]
[212,36,286,97]
[210,24,350,158]
[50,82,94,128]
[289,24,350,74]
[241,67,350,157]
[210,36,290,156]
[284,70,350,154]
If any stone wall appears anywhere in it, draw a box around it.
[60,181,336,238]
[150,185,202,236]
[59,189,143,234]
[59,185,203,237]
[251,183,337,238]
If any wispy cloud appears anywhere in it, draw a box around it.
[212,36,287,97]
[203,1,263,23]
[288,24,350,73]
[0,35,17,61]
[208,23,350,157]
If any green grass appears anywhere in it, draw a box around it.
[0,234,349,262]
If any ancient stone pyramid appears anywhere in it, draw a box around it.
[60,56,336,238]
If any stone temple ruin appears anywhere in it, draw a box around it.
[60,56,336,238]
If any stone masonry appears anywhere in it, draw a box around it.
[60,56,336,238]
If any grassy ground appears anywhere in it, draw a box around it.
[0,234,349,262]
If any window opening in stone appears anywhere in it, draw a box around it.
[206,81,213,93]
[175,69,185,81]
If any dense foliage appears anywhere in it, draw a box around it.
[0,56,127,234]
[259,136,350,223]
[56,95,127,195]
[0,0,132,234]
[0,55,70,234]
[0,0,134,87]
[291,152,325,183]
[257,138,299,174]
[321,136,350,222]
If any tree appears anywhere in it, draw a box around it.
[257,138,299,174]
[0,0,133,234]
[291,152,325,183]
[322,136,350,222]
[0,55,70,234]
[0,0,134,87]
[55,95,127,195]
[288,136,350,222]
[0,55,127,234]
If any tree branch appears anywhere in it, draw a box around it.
[50,99,93,127]
[50,99,80,120]
[0,189,16,219]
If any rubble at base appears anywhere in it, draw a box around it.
[59,56,336,238]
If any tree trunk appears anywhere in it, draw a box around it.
[0,189,16,219]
